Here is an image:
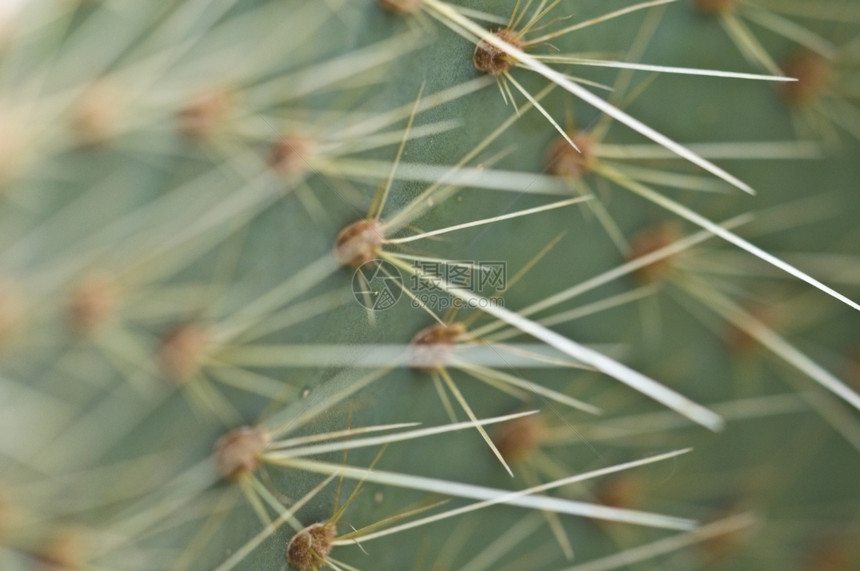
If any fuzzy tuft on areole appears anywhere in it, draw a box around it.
[73,81,122,146]
[213,426,269,480]
[269,134,316,178]
[37,526,89,571]
[545,131,597,179]
[492,413,543,464]
[377,0,422,14]
[697,504,755,563]
[691,0,738,15]
[67,272,118,334]
[780,52,831,108]
[409,322,466,370]
[627,223,683,283]
[178,89,234,140]
[594,474,644,510]
[286,522,336,570]
[473,29,522,76]
[159,323,210,383]
[722,304,775,355]
[333,218,384,268]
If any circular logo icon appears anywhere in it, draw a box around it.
[351,259,403,311]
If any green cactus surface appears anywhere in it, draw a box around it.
[1,1,859,570]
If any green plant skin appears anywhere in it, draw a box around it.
[0,1,858,570]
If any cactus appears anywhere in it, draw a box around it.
[1,1,859,570]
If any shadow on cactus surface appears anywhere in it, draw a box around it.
[0,0,859,569]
